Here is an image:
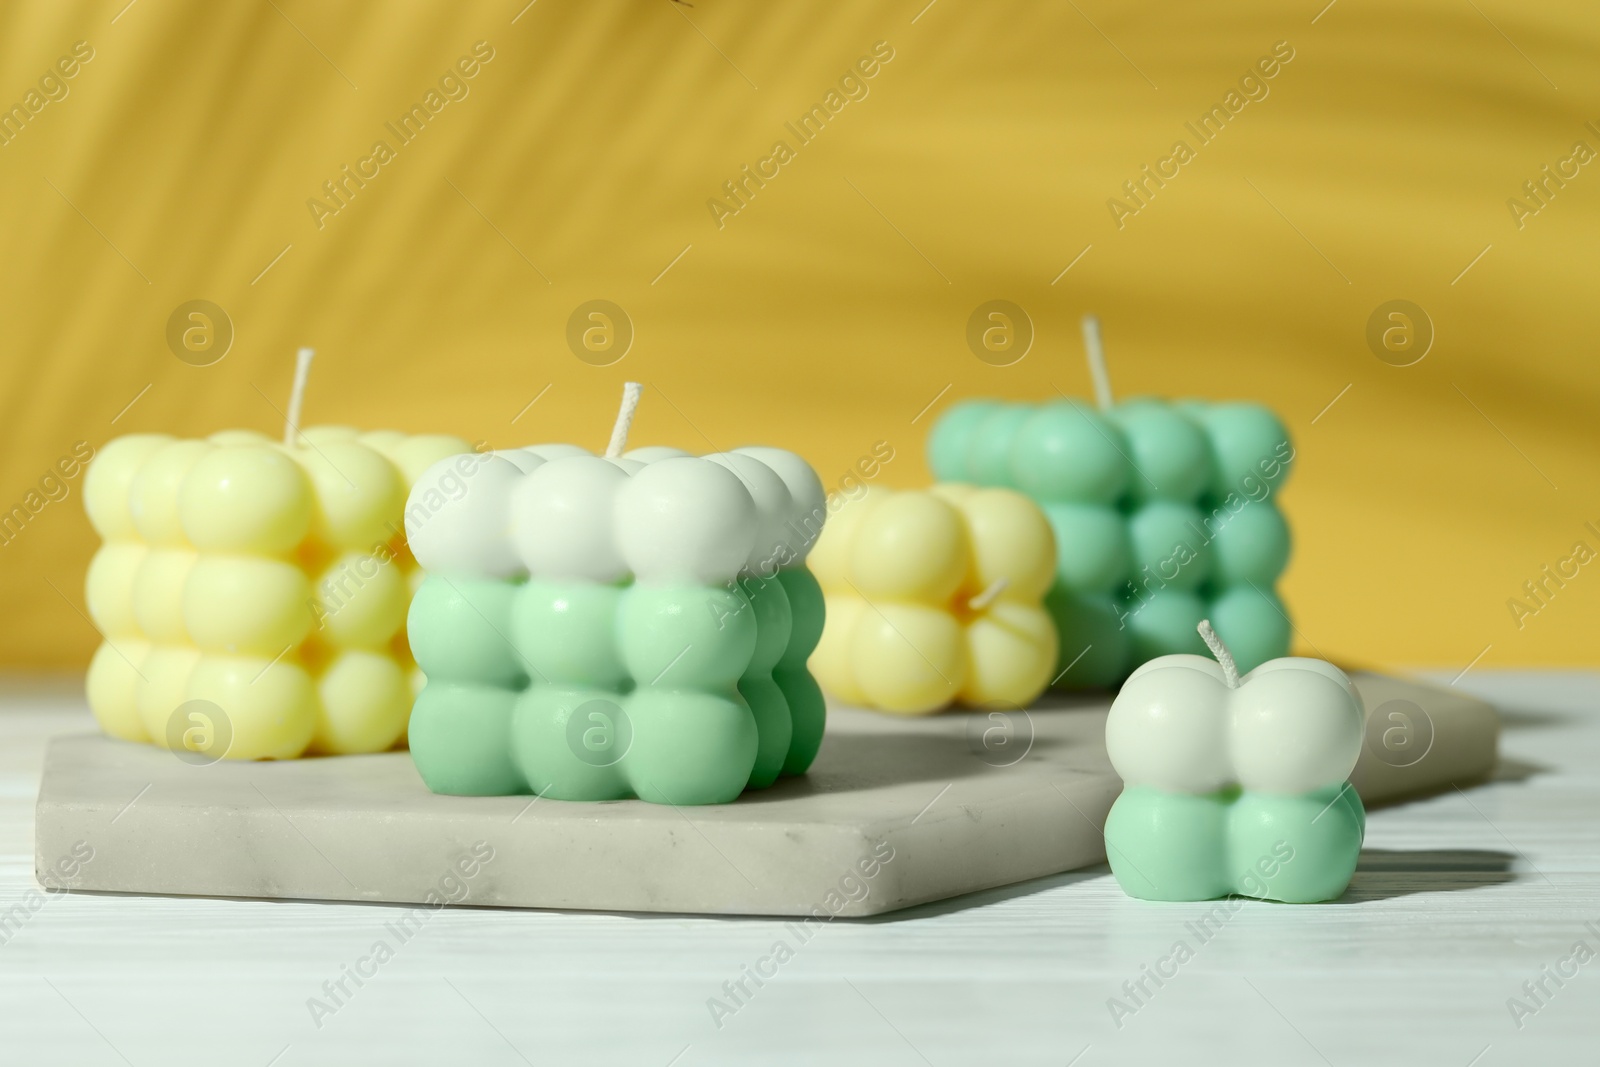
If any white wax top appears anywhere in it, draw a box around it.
[1105,654,1364,795]
[405,444,825,584]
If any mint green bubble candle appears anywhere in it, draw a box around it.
[927,317,1294,687]
[404,384,826,806]
[1102,622,1365,903]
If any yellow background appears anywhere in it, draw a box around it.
[1,0,1596,671]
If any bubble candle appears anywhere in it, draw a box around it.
[1102,620,1365,903]
[83,349,471,759]
[404,384,827,805]
[928,316,1295,687]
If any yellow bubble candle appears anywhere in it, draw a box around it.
[82,350,470,760]
[808,484,1057,714]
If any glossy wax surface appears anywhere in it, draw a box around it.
[82,427,471,760]
[928,398,1293,687]
[404,444,827,805]
[808,484,1056,715]
[1105,784,1365,904]
[1103,653,1367,903]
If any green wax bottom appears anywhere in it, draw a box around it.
[407,568,826,805]
[1104,783,1365,903]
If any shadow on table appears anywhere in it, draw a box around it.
[854,866,1113,922]
[1336,848,1517,903]
[865,847,1520,916]
[1489,755,1549,785]
[1496,704,1579,729]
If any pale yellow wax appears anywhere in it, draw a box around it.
[808,484,1058,715]
[83,427,469,760]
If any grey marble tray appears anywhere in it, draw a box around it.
[34,672,1497,917]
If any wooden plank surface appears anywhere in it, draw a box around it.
[2,671,1593,1065]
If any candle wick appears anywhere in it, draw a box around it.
[1081,314,1113,413]
[284,347,315,447]
[1197,619,1241,688]
[967,576,1009,612]
[605,381,644,458]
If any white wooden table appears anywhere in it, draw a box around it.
[1,672,1595,1065]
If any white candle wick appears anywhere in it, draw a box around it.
[284,346,315,446]
[1082,314,1113,413]
[1197,619,1241,689]
[605,381,643,458]
[967,576,1009,612]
